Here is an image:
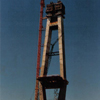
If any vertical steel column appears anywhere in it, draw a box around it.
[58,16,66,79]
[58,15,66,100]
[39,18,52,100]
[35,0,44,100]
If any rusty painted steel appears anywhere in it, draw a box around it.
[34,0,45,100]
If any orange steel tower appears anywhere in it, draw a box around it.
[34,0,45,100]
[37,1,68,100]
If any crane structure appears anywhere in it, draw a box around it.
[35,0,68,100]
[34,0,45,100]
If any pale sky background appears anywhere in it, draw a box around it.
[1,0,100,100]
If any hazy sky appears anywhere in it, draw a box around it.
[1,0,100,100]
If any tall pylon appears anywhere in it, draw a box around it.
[37,1,68,100]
